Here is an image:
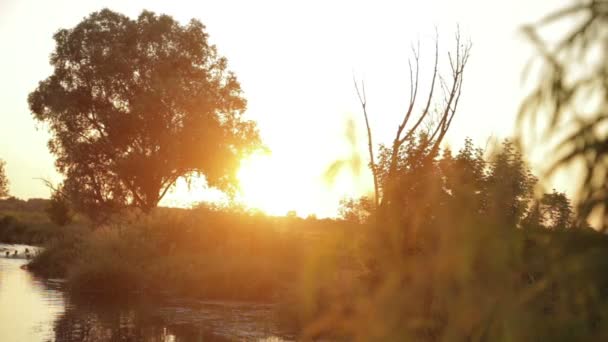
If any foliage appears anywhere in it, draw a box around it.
[339,196,374,224]
[524,190,576,230]
[519,0,608,229]
[28,9,260,221]
[0,159,8,199]
[0,213,75,246]
[323,137,601,341]
[29,206,361,302]
[0,197,87,246]
[354,32,471,209]
[23,134,606,340]
[26,224,88,277]
[46,191,73,226]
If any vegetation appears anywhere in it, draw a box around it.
[286,137,607,340]
[28,206,360,302]
[1,2,607,341]
[46,191,73,226]
[21,135,608,340]
[0,159,8,199]
[0,198,61,244]
[520,0,608,229]
[28,9,260,221]
[354,31,471,210]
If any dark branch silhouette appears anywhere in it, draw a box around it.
[354,30,471,210]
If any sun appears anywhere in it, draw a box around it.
[158,152,356,216]
[235,149,373,217]
[237,153,315,216]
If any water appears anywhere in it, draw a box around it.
[0,244,292,341]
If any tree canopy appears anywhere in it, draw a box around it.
[28,9,259,220]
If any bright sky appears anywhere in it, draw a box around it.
[0,0,567,217]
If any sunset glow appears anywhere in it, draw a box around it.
[238,153,308,216]
[0,0,567,217]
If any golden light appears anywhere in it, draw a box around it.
[235,146,373,217]
[161,145,372,218]
[237,152,319,217]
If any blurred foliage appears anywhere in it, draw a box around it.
[301,136,608,341]
[519,0,608,229]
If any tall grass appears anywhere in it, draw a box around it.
[31,206,361,303]
[28,199,608,340]
[284,214,608,341]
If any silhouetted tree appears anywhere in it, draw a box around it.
[354,31,471,211]
[29,9,259,220]
[485,140,537,227]
[0,159,8,199]
[520,0,608,229]
[440,138,486,213]
[46,191,73,226]
[538,190,575,230]
[339,196,374,223]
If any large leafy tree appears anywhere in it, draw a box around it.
[29,9,259,219]
[0,159,8,199]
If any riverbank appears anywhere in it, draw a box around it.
[0,243,295,341]
[10,203,608,339]
[26,207,363,303]
[0,197,91,248]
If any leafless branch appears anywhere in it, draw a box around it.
[354,76,379,210]
[354,28,470,208]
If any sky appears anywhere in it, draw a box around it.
[0,0,568,217]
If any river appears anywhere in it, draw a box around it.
[0,244,292,341]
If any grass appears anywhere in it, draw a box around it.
[28,206,362,304]
[20,202,608,340]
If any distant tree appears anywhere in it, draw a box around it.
[485,140,537,227]
[520,1,608,229]
[539,190,574,230]
[29,9,259,220]
[306,213,318,220]
[46,191,73,226]
[440,138,486,213]
[339,196,374,224]
[0,159,9,199]
[523,190,575,230]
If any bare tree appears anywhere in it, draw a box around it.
[354,80,380,210]
[354,30,471,209]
